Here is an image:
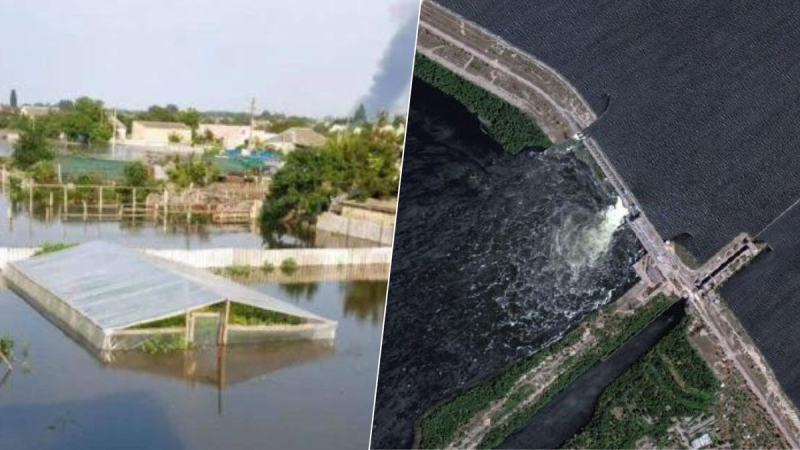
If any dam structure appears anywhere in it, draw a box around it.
[419,0,800,444]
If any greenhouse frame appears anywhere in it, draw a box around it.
[4,241,336,357]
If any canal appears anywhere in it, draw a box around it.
[499,299,687,449]
[0,279,386,449]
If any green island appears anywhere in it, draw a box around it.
[413,53,552,154]
[567,317,717,448]
[418,293,678,449]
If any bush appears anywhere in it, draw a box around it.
[30,160,56,183]
[140,334,185,354]
[167,155,219,188]
[123,161,152,187]
[261,262,275,273]
[223,265,251,277]
[13,127,54,169]
[280,258,298,274]
[0,335,14,360]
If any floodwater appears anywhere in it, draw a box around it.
[371,80,641,448]
[0,140,376,249]
[499,300,686,449]
[0,279,386,450]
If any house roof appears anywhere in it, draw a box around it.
[132,121,191,130]
[269,127,326,147]
[9,241,331,330]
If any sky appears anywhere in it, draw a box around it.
[0,0,419,117]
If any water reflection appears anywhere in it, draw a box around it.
[341,281,388,325]
[0,280,385,449]
[276,280,388,325]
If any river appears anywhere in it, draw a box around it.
[0,279,386,449]
[371,79,641,448]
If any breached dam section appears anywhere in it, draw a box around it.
[435,0,800,264]
[371,79,640,448]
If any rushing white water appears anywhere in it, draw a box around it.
[552,197,629,274]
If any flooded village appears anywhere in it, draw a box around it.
[0,93,404,448]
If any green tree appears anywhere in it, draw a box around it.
[329,133,399,200]
[260,148,340,229]
[13,127,54,169]
[260,130,400,231]
[353,103,367,123]
[123,161,152,187]
[10,89,17,109]
[61,97,113,144]
[180,108,201,133]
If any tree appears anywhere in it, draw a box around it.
[13,127,54,169]
[260,148,340,229]
[353,103,367,123]
[260,130,400,232]
[61,97,113,144]
[9,89,17,109]
[180,108,201,133]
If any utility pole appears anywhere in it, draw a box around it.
[112,109,118,153]
[249,97,256,149]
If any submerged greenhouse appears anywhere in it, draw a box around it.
[4,241,336,357]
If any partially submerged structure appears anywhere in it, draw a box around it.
[4,241,336,358]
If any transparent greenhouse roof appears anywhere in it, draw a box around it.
[10,241,331,330]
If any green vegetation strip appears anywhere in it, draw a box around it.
[418,294,678,449]
[566,317,717,449]
[203,303,304,326]
[413,53,552,154]
[33,242,78,256]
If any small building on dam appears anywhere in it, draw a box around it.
[4,241,336,358]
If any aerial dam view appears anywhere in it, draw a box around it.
[373,0,800,448]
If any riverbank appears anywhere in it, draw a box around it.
[417,288,675,449]
[412,54,551,154]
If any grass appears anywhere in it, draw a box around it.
[566,317,717,449]
[413,53,552,154]
[418,294,679,449]
[33,241,78,256]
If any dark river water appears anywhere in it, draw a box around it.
[0,279,385,450]
[371,80,641,448]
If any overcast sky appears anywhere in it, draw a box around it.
[0,0,419,117]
